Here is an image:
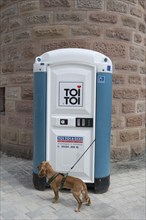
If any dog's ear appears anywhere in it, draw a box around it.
[45,161,52,170]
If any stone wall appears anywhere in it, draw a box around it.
[0,0,146,160]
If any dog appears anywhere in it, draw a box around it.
[37,161,91,212]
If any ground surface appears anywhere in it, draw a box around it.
[0,153,145,220]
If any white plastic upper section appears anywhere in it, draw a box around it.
[33,48,112,73]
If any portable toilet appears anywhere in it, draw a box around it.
[33,48,112,193]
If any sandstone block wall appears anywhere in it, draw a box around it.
[0,0,146,160]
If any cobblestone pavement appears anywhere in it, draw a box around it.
[0,153,145,220]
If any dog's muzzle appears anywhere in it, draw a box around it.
[38,172,45,178]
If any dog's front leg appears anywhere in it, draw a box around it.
[52,187,59,203]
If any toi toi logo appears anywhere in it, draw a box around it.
[59,82,83,107]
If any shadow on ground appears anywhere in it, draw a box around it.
[111,154,145,174]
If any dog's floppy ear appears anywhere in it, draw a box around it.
[45,161,53,170]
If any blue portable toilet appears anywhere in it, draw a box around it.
[33,48,112,193]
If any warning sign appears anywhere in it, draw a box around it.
[57,136,83,149]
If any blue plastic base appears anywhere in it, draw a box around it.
[33,172,46,191]
[94,175,110,194]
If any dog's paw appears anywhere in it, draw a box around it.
[53,200,58,204]
[83,201,90,206]
[74,208,80,212]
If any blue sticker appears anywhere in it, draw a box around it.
[98,76,105,83]
[107,65,111,71]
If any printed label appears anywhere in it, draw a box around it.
[59,82,83,107]
[57,136,83,149]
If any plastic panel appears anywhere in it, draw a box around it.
[33,72,47,174]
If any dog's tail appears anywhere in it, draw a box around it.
[82,183,91,205]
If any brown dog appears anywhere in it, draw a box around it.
[37,161,91,212]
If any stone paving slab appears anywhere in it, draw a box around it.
[0,153,145,220]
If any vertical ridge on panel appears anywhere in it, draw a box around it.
[33,72,47,190]
[94,72,112,193]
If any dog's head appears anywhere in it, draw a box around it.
[37,161,52,178]
[37,161,48,178]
